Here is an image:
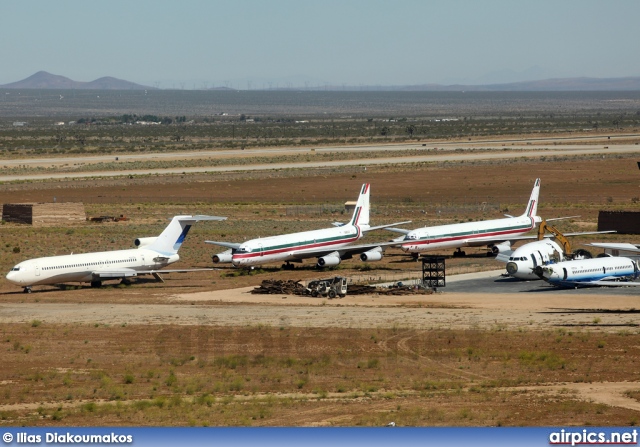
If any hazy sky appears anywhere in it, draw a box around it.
[2,0,639,89]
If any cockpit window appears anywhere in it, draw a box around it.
[11,267,21,271]
[407,234,418,240]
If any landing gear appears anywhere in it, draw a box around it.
[23,286,32,294]
[282,262,295,270]
[452,248,466,258]
[412,253,420,262]
[120,278,132,286]
[90,280,102,288]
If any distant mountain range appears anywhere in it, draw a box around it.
[0,71,155,90]
[2,71,640,91]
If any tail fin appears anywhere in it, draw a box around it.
[147,215,226,254]
[522,178,541,221]
[349,183,370,228]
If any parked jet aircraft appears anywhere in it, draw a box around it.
[6,215,226,293]
[390,178,542,257]
[534,256,640,288]
[496,239,593,280]
[205,183,410,268]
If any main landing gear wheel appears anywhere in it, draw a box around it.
[23,287,32,294]
[281,262,295,270]
[90,280,102,288]
[412,253,420,262]
[453,249,466,257]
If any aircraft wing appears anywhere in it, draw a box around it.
[382,227,412,235]
[363,221,412,233]
[93,268,212,279]
[204,240,242,250]
[466,230,616,247]
[93,269,140,279]
[586,243,640,253]
[290,241,400,261]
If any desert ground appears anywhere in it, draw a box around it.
[1,131,640,426]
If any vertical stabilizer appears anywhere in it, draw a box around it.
[522,178,541,221]
[147,215,227,254]
[349,183,370,228]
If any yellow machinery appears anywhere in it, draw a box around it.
[537,220,572,258]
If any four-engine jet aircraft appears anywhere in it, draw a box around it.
[390,178,542,257]
[205,183,410,268]
[6,215,226,293]
[534,256,640,288]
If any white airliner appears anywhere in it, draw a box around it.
[496,236,609,280]
[6,215,226,293]
[390,178,542,257]
[534,256,640,288]
[205,183,410,268]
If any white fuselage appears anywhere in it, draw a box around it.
[538,256,637,287]
[505,239,564,280]
[6,248,179,287]
[231,224,363,267]
[401,216,536,254]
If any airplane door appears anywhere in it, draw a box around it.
[531,253,537,268]
[258,243,264,257]
[35,265,40,277]
[563,268,568,280]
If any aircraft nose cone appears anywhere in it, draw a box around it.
[6,271,21,285]
[506,262,518,275]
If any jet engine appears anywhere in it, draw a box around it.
[490,242,512,254]
[135,237,157,248]
[317,252,341,267]
[212,249,233,263]
[360,247,383,262]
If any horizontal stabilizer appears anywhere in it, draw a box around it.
[183,215,227,222]
[204,240,242,250]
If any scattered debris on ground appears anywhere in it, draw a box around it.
[250,279,307,295]
[251,279,432,296]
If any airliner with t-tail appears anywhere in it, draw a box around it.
[6,215,226,293]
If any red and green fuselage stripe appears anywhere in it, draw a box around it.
[232,227,361,261]
[403,218,534,248]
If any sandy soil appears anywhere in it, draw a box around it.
[1,281,637,332]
